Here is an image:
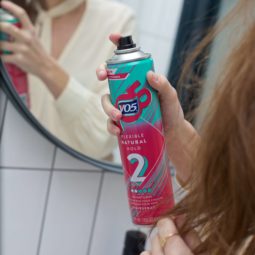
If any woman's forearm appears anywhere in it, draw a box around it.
[39,56,69,99]
[167,120,200,185]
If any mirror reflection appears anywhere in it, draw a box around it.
[0,0,180,164]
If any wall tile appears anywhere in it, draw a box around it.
[155,1,184,39]
[1,169,50,255]
[152,39,173,76]
[89,173,137,255]
[139,34,172,75]
[138,0,162,35]
[39,171,102,255]
[112,0,182,76]
[139,33,156,56]
[54,148,102,171]
[0,102,55,169]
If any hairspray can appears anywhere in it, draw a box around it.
[0,8,30,108]
[106,36,174,225]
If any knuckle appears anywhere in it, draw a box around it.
[157,217,173,229]
[157,218,166,228]
[16,53,23,61]
[24,33,34,45]
[20,45,28,54]
[159,74,169,85]
[29,28,36,36]
[18,9,27,18]
[12,26,19,34]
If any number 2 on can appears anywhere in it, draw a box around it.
[128,153,148,184]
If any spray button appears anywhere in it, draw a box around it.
[117,35,136,50]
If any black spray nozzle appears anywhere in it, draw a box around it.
[122,230,147,255]
[117,35,136,50]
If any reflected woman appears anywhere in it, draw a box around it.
[0,0,136,161]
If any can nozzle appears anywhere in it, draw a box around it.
[117,35,136,50]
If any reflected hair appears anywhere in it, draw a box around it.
[168,0,255,254]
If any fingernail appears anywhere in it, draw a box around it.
[99,70,106,77]
[152,73,159,83]
[111,110,120,121]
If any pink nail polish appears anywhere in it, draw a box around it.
[153,73,159,83]
[111,111,118,121]
[99,70,106,77]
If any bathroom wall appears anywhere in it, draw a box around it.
[0,1,184,255]
[118,0,183,76]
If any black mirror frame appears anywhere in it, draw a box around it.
[0,0,222,174]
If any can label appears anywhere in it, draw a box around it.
[5,64,30,107]
[107,58,174,225]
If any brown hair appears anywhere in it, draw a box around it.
[9,0,47,23]
[169,0,255,254]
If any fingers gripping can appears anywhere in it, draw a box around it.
[0,8,30,108]
[106,36,174,225]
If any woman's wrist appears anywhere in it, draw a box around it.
[166,119,200,184]
[39,56,69,99]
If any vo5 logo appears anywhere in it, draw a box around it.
[118,98,139,116]
[116,81,151,123]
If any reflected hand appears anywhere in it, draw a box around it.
[0,1,49,77]
[0,1,68,98]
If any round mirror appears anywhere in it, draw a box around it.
[0,0,184,169]
[0,0,222,172]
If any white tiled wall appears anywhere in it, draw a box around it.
[118,0,184,75]
[0,101,55,169]
[54,148,102,171]
[89,173,136,255]
[1,170,50,255]
[39,171,102,255]
[0,1,183,255]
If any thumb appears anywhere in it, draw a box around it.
[109,33,121,46]
[146,71,177,102]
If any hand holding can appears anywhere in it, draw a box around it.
[0,7,30,108]
[105,35,175,225]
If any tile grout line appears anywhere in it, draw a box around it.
[35,146,57,255]
[0,97,8,255]
[1,166,103,173]
[0,97,8,145]
[86,170,105,255]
